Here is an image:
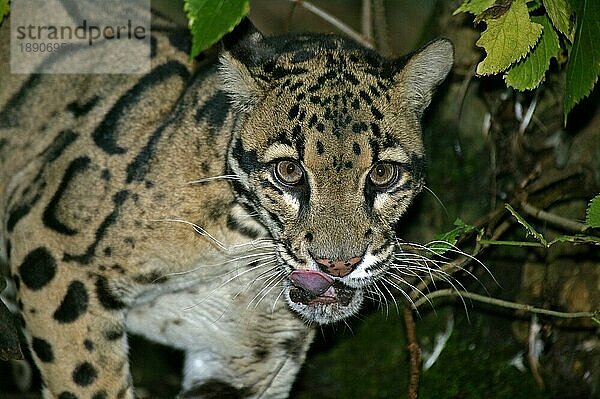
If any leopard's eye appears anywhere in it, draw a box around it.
[274,160,304,186]
[369,162,401,189]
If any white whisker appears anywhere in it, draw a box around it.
[186,174,241,185]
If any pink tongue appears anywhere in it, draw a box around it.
[290,270,334,296]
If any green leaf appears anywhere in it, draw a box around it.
[564,0,600,118]
[476,0,543,75]
[528,0,544,12]
[429,219,477,255]
[184,0,250,59]
[453,0,496,15]
[0,0,9,22]
[542,0,573,40]
[586,194,600,228]
[505,15,560,90]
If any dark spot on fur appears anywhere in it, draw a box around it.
[58,392,78,399]
[370,105,384,120]
[43,129,79,163]
[359,90,372,105]
[352,122,367,134]
[370,123,381,137]
[19,247,56,290]
[254,348,268,361]
[94,61,188,155]
[103,247,112,256]
[194,90,231,136]
[124,237,135,248]
[7,195,40,233]
[63,190,130,264]
[53,281,88,323]
[42,156,91,235]
[353,142,361,155]
[111,264,126,274]
[84,339,94,351]
[282,338,304,358]
[316,123,325,133]
[96,276,126,310]
[133,270,168,284]
[101,169,111,181]
[125,63,189,182]
[292,49,315,63]
[316,141,325,155]
[179,379,249,399]
[72,361,98,386]
[104,325,125,341]
[32,337,54,362]
[92,391,107,399]
[288,103,300,120]
[66,96,100,118]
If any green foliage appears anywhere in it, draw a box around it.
[0,0,9,22]
[184,0,250,59]
[586,194,600,228]
[543,0,573,40]
[505,15,560,90]
[475,0,542,75]
[430,218,477,255]
[490,204,600,248]
[455,0,600,121]
[564,0,600,117]
[453,0,496,15]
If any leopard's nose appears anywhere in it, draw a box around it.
[314,255,363,277]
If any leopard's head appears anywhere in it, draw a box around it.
[220,23,453,324]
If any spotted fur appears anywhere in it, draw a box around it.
[0,11,452,399]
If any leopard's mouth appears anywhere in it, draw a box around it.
[287,269,354,305]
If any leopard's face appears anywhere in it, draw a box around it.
[222,32,453,324]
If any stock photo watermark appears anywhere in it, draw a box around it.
[10,0,151,74]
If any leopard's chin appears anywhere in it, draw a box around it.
[284,281,364,325]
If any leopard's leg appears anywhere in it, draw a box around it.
[126,271,314,399]
[180,327,314,399]
[13,246,134,399]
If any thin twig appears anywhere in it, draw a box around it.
[361,0,373,42]
[372,0,391,55]
[520,201,588,233]
[290,0,373,48]
[403,305,421,399]
[407,206,510,301]
[285,0,299,32]
[413,289,599,319]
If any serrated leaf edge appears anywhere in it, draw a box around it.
[475,0,544,76]
[585,194,600,228]
[504,16,560,90]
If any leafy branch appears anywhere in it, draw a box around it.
[454,0,600,121]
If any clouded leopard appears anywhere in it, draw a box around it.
[0,9,453,399]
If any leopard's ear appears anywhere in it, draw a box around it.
[218,18,267,113]
[396,38,454,117]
